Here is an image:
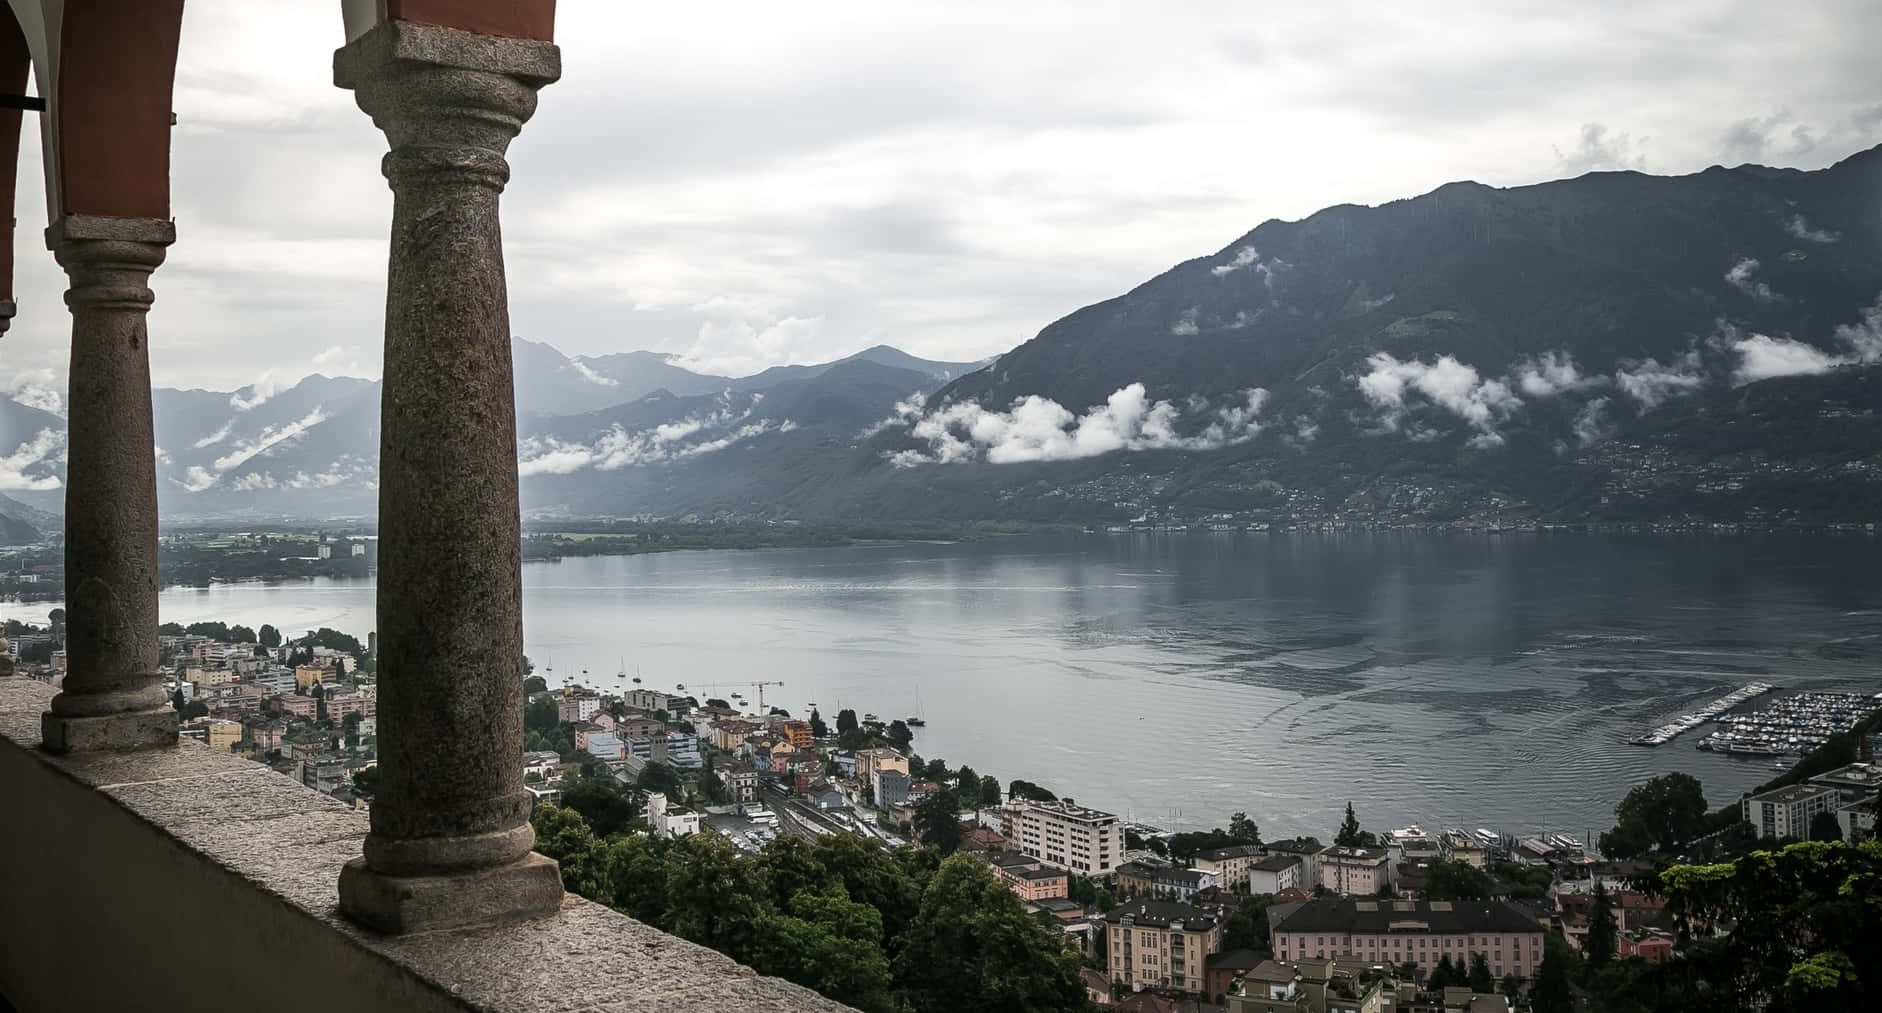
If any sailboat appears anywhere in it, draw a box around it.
[905,683,926,726]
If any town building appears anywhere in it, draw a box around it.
[294,665,328,691]
[721,763,761,804]
[622,689,680,713]
[1002,798,1124,875]
[1202,949,1265,1005]
[854,747,909,786]
[1743,783,1840,839]
[646,793,700,839]
[1317,846,1389,896]
[873,768,910,808]
[556,692,601,724]
[1116,862,1220,901]
[1270,898,1546,983]
[1225,957,1392,1013]
[180,717,241,752]
[1438,831,1485,869]
[1265,838,1325,886]
[779,720,813,748]
[1249,854,1305,895]
[988,851,1071,902]
[1193,843,1265,892]
[1106,900,1224,995]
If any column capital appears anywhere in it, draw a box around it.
[45,217,172,314]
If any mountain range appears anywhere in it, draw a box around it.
[2,144,1880,537]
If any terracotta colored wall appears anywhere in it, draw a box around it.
[56,0,185,219]
[388,0,555,42]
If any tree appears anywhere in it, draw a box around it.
[885,719,912,749]
[1008,779,1056,802]
[342,712,362,752]
[1658,839,1882,1010]
[1808,810,1844,842]
[913,789,963,856]
[258,623,281,649]
[561,778,644,837]
[158,621,185,636]
[1499,973,1522,1005]
[351,765,380,798]
[892,855,1086,1013]
[808,708,828,738]
[1599,771,1709,858]
[524,694,560,734]
[171,686,185,711]
[312,681,327,724]
[977,775,1002,808]
[663,833,768,957]
[635,762,683,798]
[1229,811,1262,844]
[523,675,548,695]
[836,708,859,735]
[699,766,730,805]
[1221,894,1276,952]
[751,888,896,1012]
[1467,952,1494,994]
[922,757,949,782]
[1396,961,1419,985]
[954,764,979,802]
[1532,932,1579,1013]
[1426,859,1496,901]
[1428,954,1460,989]
[531,803,614,899]
[180,700,209,720]
[1586,881,1618,969]
[1335,802,1377,848]
[228,624,257,644]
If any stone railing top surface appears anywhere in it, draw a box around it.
[0,677,852,1012]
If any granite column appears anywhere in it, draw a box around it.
[333,22,562,934]
[40,216,175,752]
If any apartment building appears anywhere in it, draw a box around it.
[1271,898,1546,983]
[1001,798,1124,875]
[854,748,909,785]
[780,720,814,748]
[1106,900,1224,995]
[1438,831,1485,869]
[988,851,1071,902]
[1743,783,1840,839]
[1249,854,1305,895]
[556,692,602,724]
[1193,843,1265,892]
[1318,846,1390,896]
[1117,862,1220,901]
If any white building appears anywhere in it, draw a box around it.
[1000,798,1123,875]
[1743,784,1840,839]
[647,792,700,840]
[1318,846,1390,896]
[1248,854,1303,895]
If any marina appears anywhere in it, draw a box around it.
[1628,681,1774,746]
[1696,689,1882,756]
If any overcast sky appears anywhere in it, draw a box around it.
[2,0,1879,402]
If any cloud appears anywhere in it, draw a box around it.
[191,422,234,449]
[1356,353,1523,446]
[887,383,1268,466]
[1170,308,1200,336]
[1784,214,1839,243]
[1554,123,1647,174]
[516,400,791,475]
[1572,397,1611,447]
[180,407,330,491]
[1514,351,1601,397]
[1725,258,1780,303]
[1209,246,1287,291]
[569,360,619,387]
[0,428,65,490]
[1613,350,1706,410]
[229,372,285,411]
[2,369,65,417]
[1727,294,1882,382]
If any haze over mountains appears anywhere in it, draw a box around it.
[2,145,1880,535]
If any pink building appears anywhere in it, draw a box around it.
[1270,898,1545,983]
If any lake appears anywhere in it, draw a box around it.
[12,531,1881,842]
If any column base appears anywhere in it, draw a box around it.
[40,706,177,753]
[338,852,564,934]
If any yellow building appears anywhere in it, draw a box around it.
[183,717,243,752]
[1107,899,1224,994]
[854,747,909,785]
[295,665,329,691]
[188,666,235,688]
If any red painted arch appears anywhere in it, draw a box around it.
[387,0,554,42]
[56,0,186,219]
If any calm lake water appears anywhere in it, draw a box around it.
[13,532,1881,841]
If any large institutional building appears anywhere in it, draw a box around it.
[1000,797,1124,875]
[1270,898,1547,983]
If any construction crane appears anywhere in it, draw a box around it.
[689,680,786,712]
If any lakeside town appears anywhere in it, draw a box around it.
[4,609,1878,1013]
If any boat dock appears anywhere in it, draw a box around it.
[1696,689,1882,756]
[1629,681,1775,746]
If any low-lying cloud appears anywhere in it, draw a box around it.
[1727,294,1882,383]
[517,402,794,476]
[1785,214,1839,243]
[1612,350,1706,410]
[3,369,65,417]
[180,407,330,491]
[1725,257,1780,303]
[1356,353,1523,447]
[0,428,65,490]
[885,383,1268,467]
[229,372,286,412]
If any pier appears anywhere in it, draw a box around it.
[1628,681,1774,746]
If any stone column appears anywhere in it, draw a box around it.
[40,216,176,752]
[333,22,562,934]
